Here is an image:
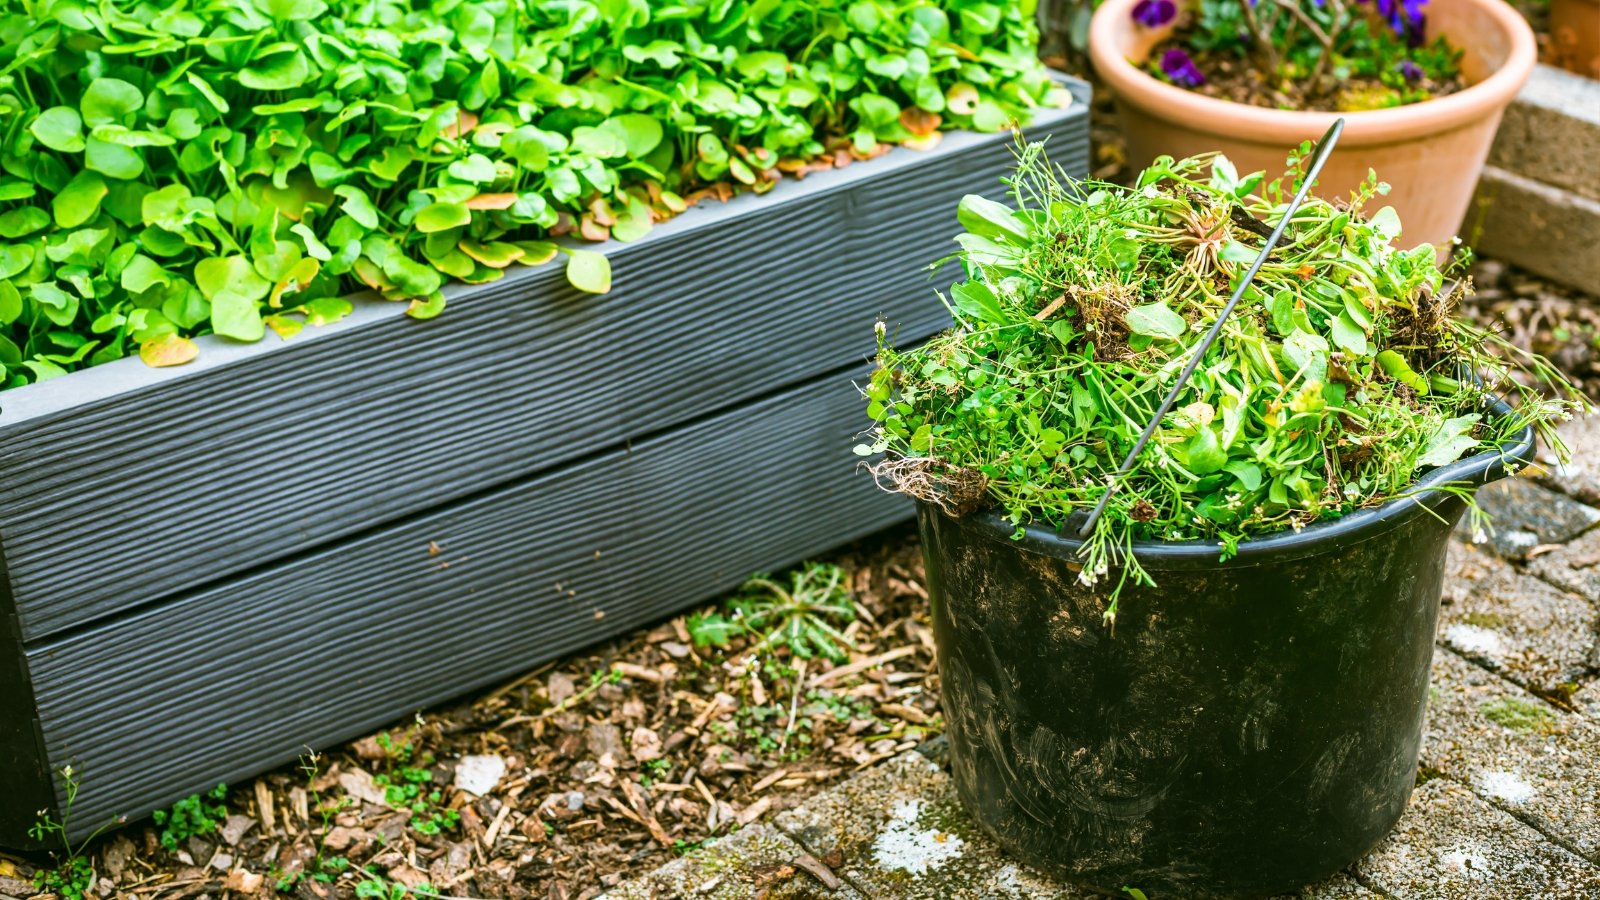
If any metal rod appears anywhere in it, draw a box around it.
[1076,118,1347,539]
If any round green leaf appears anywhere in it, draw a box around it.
[121,254,171,293]
[30,107,85,153]
[414,201,471,233]
[334,186,381,230]
[80,78,145,127]
[53,171,109,228]
[447,154,498,184]
[0,180,37,202]
[1126,302,1187,340]
[603,115,664,158]
[211,291,266,341]
[0,282,21,325]
[564,249,611,294]
[0,208,49,239]
[570,126,625,159]
[1184,427,1227,475]
[89,124,176,148]
[85,138,144,179]
[253,0,329,21]
[239,49,312,91]
[383,252,443,297]
[194,255,270,303]
[0,244,36,280]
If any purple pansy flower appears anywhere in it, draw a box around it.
[1374,0,1429,39]
[1398,59,1423,82]
[1160,48,1206,87]
[1131,0,1176,27]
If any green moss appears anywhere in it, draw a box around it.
[1459,611,1506,628]
[1480,696,1558,733]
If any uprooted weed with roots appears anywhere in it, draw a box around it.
[858,139,1588,620]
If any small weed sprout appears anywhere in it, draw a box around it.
[27,766,125,900]
[688,562,858,662]
[152,784,227,851]
[353,866,440,900]
[275,752,350,892]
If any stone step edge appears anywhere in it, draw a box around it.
[1487,63,1600,203]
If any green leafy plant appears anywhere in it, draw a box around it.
[373,764,459,836]
[353,868,440,900]
[0,0,1063,389]
[688,562,858,661]
[28,766,125,900]
[151,784,227,851]
[861,141,1587,618]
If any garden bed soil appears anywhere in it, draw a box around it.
[0,528,938,900]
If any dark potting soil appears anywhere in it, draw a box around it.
[1145,38,1467,113]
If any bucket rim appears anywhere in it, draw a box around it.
[930,397,1537,567]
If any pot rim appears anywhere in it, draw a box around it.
[938,397,1536,567]
[1087,0,1538,147]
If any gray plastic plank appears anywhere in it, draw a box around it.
[0,85,1089,642]
[16,361,906,841]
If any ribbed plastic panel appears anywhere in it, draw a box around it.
[0,77,1090,846]
[22,361,906,839]
[0,84,1088,643]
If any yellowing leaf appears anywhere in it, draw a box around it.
[459,240,523,268]
[139,334,199,367]
[465,193,518,210]
[512,241,559,266]
[270,256,321,307]
[564,249,611,294]
[264,314,305,339]
[407,292,446,319]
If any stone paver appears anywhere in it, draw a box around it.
[1536,414,1600,507]
[1441,540,1598,692]
[599,822,865,900]
[1472,476,1600,560]
[1575,683,1600,720]
[1530,526,1600,607]
[772,752,1092,900]
[1356,780,1600,899]
[1422,649,1600,862]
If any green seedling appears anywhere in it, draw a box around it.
[152,784,228,851]
[689,562,859,662]
[27,766,124,900]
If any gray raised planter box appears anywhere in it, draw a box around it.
[0,79,1090,848]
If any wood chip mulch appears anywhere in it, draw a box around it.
[3,527,938,900]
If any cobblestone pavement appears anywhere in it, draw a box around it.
[603,420,1600,899]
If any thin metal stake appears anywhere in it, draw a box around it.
[1076,118,1347,539]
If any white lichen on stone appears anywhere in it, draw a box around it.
[1476,769,1536,804]
[1437,842,1492,881]
[871,799,965,875]
[1445,623,1507,659]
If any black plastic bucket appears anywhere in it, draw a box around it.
[920,408,1534,898]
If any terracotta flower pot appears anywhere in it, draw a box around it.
[1550,0,1600,79]
[1090,0,1537,248]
